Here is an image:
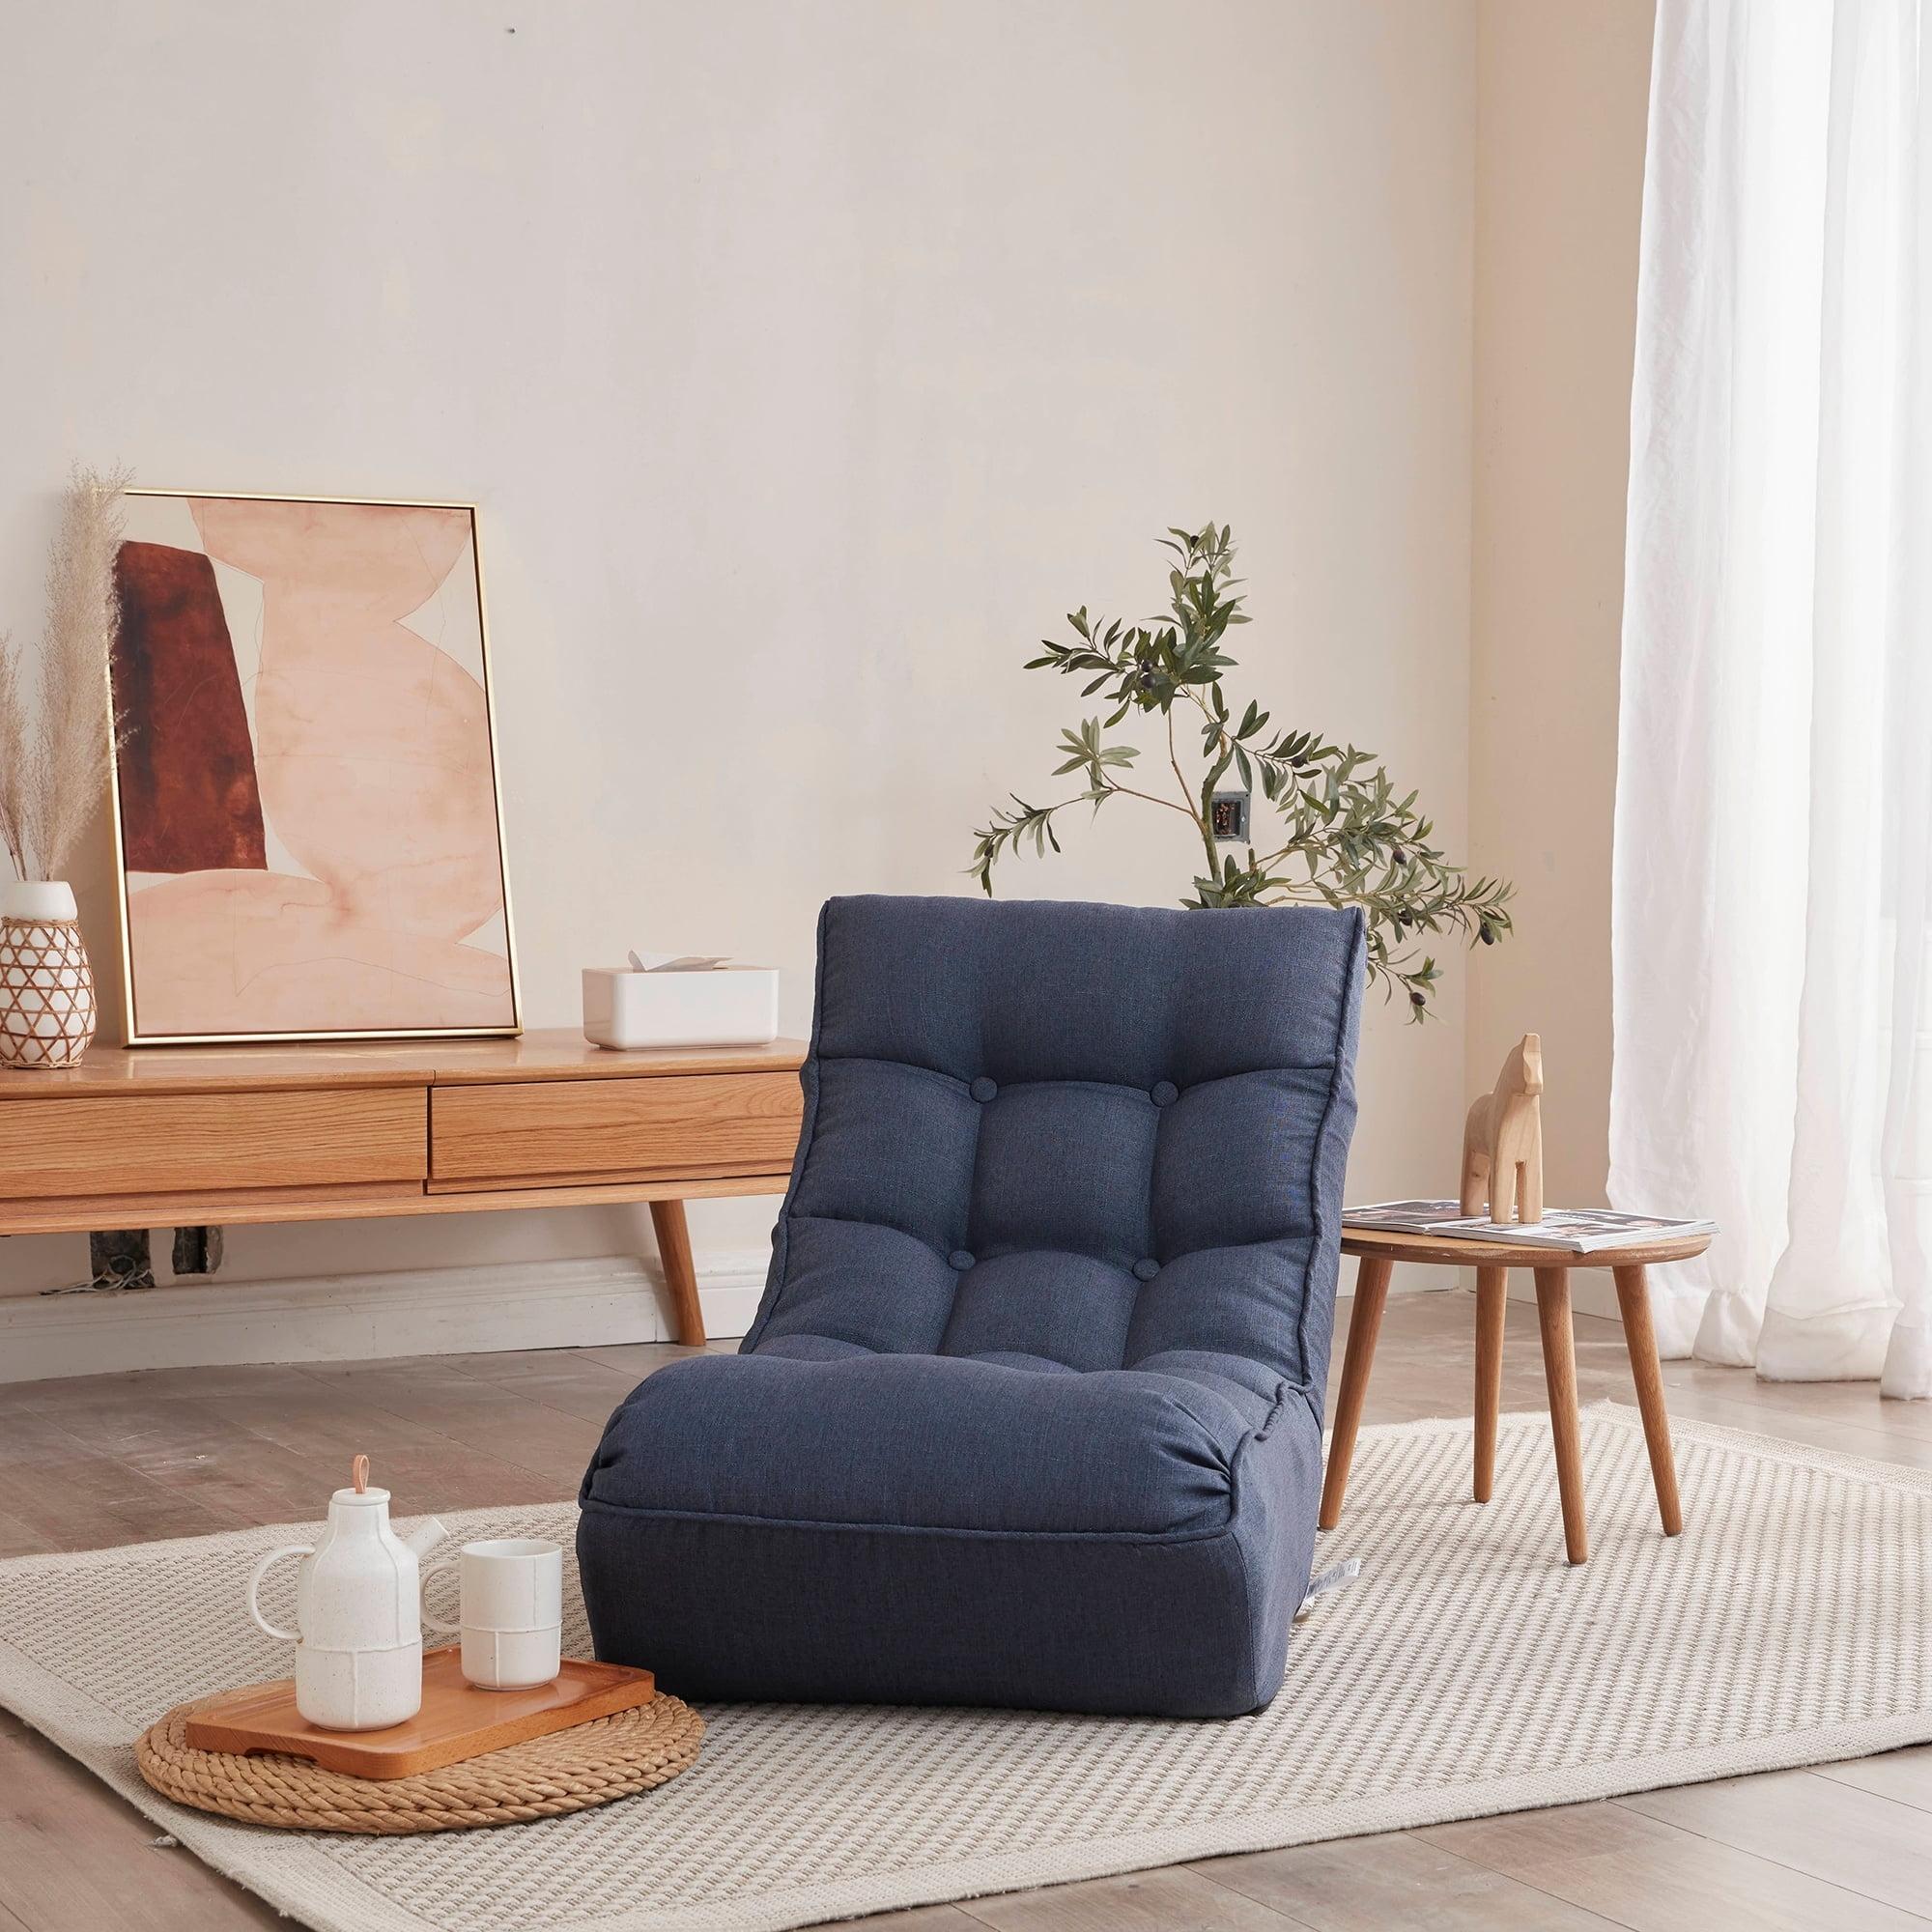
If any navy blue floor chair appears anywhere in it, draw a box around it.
[578,895,1365,1717]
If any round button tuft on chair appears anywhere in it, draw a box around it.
[1151,1080,1179,1106]
[970,1077,998,1102]
[1132,1258,1160,1281]
[948,1250,976,1270]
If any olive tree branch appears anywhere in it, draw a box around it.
[967,523,1516,1017]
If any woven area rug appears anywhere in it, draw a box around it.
[2,1404,1929,1932]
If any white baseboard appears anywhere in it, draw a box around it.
[5,1249,1608,1388]
[1348,1272,1621,1320]
[1552,1273,1620,1321]
[1340,1262,1463,1297]
[0,1250,773,1385]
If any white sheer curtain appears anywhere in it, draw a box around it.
[1611,0,1932,1394]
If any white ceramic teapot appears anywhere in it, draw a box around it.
[247,1455,446,1731]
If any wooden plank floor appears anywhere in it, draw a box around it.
[3,1289,1931,1930]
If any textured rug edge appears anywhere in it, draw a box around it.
[1349,1398,1932,1494]
[9,1632,1932,1932]
[631,1709,1932,1932]
[5,1406,1932,1932]
[0,1634,367,1931]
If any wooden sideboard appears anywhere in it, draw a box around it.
[0,1031,809,1346]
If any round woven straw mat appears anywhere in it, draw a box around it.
[135,1692,704,1833]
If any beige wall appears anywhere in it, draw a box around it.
[1469,0,1657,1216]
[0,2,1479,1304]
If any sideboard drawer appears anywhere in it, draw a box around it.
[0,1089,428,1201]
[430,1072,803,1187]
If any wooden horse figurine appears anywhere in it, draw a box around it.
[1461,1033,1544,1224]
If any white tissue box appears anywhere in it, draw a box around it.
[582,966,780,1050]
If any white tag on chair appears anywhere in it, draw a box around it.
[1295,1557,1362,1621]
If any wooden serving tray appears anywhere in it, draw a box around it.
[184,1647,655,1779]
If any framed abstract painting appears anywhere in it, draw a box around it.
[107,491,519,1044]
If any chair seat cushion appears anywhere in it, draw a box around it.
[581,1349,1283,1539]
[577,1347,1324,1716]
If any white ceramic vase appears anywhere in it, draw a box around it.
[0,881,96,1070]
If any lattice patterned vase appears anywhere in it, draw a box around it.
[0,881,97,1069]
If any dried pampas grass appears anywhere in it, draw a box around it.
[0,465,128,884]
[0,632,25,881]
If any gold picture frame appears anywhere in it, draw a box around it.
[107,491,522,1051]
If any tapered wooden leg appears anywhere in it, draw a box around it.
[1533,1265,1588,1564]
[1473,1264,1508,1503]
[649,1199,706,1346]
[1612,1263,1683,1537]
[1319,1256,1393,1531]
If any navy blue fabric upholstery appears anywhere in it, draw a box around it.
[579,895,1365,1716]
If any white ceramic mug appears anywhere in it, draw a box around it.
[422,1537,562,1690]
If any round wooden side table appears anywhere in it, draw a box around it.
[1320,1226,1712,1564]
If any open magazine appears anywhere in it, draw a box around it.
[1343,1199,1716,1255]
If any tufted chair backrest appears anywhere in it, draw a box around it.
[743,895,1365,1406]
